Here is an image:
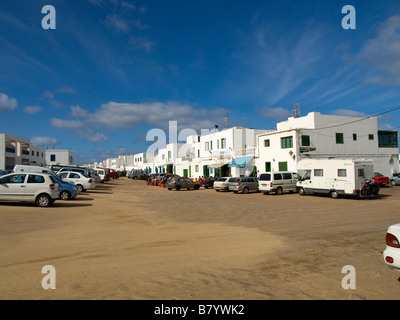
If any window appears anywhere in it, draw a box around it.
[221,138,226,149]
[59,173,68,179]
[353,134,357,141]
[162,154,165,160]
[336,133,344,144]
[168,151,171,159]
[278,162,288,171]
[378,131,398,148]
[210,141,213,150]
[195,165,199,172]
[281,136,293,149]
[358,169,365,178]
[31,151,34,156]
[37,152,39,157]
[27,174,45,184]
[197,149,200,158]
[274,173,283,180]
[283,173,292,180]
[264,139,270,147]
[70,173,80,179]
[265,162,271,172]
[205,142,209,151]
[303,171,311,180]
[0,174,26,184]
[50,154,56,162]
[314,169,323,177]
[338,169,347,177]
[369,134,374,140]
[217,139,220,149]
[301,135,310,147]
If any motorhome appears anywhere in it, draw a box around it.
[296,159,378,199]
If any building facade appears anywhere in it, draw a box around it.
[0,133,46,170]
[255,112,399,176]
[46,149,75,166]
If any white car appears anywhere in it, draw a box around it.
[0,172,59,207]
[383,224,400,274]
[213,177,235,192]
[58,171,96,192]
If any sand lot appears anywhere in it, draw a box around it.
[0,177,399,300]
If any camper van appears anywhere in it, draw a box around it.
[296,159,379,199]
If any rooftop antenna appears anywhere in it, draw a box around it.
[224,112,229,127]
[294,103,300,118]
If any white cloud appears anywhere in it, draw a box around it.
[43,89,54,99]
[0,92,17,112]
[360,15,400,86]
[129,37,156,52]
[82,101,228,131]
[260,107,292,121]
[24,105,42,114]
[31,136,59,146]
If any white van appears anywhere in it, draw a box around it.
[13,165,53,174]
[258,172,301,195]
[296,159,377,199]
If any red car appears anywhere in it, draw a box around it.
[374,172,389,186]
[109,169,120,179]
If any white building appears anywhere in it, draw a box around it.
[255,112,399,176]
[46,149,75,166]
[0,133,46,170]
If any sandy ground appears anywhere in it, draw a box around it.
[0,177,399,300]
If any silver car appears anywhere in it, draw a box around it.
[213,177,235,192]
[228,177,259,194]
[0,172,59,207]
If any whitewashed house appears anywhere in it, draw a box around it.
[0,133,46,170]
[255,112,399,176]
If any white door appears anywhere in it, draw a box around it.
[0,174,27,200]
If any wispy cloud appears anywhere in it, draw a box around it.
[359,15,400,86]
[31,136,59,146]
[24,105,42,114]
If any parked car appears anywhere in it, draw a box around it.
[201,177,217,189]
[390,175,400,186]
[228,177,259,194]
[109,169,120,179]
[383,223,400,275]
[258,171,301,195]
[167,176,201,191]
[58,171,96,192]
[52,175,78,200]
[374,172,389,186]
[95,168,110,183]
[213,177,235,192]
[0,172,59,207]
[128,169,145,180]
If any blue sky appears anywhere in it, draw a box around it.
[1,0,400,164]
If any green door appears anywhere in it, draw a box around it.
[183,169,188,178]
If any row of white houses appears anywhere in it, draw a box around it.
[91,112,400,178]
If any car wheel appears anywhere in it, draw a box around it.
[276,187,283,195]
[298,187,306,196]
[391,180,397,186]
[263,192,269,195]
[330,190,339,199]
[168,188,172,190]
[242,187,249,194]
[194,185,200,190]
[176,185,181,191]
[215,189,220,192]
[60,190,71,200]
[76,184,84,192]
[36,194,52,207]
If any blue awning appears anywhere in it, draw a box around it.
[228,156,254,168]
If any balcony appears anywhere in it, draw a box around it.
[5,147,15,153]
